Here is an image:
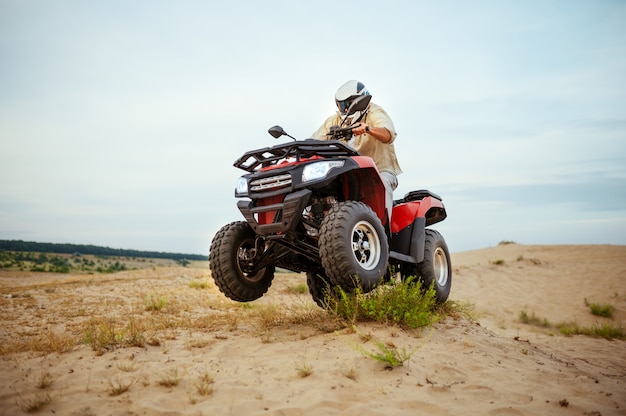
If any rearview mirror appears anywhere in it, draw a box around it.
[346,95,372,115]
[268,125,286,138]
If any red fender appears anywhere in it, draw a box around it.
[345,156,387,223]
[391,197,446,233]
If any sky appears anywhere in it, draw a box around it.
[1,1,625,255]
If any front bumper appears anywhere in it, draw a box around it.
[237,189,312,236]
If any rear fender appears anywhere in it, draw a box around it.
[389,196,447,263]
[391,196,446,232]
[390,217,425,264]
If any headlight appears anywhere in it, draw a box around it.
[302,161,344,183]
[235,176,249,196]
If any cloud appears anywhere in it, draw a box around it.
[1,1,625,253]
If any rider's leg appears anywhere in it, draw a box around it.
[380,171,398,222]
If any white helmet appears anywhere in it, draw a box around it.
[335,80,370,123]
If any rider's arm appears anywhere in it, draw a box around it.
[352,123,392,143]
[355,103,397,144]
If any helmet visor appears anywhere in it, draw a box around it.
[336,97,354,114]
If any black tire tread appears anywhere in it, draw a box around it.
[402,229,452,303]
[306,271,335,307]
[319,201,388,292]
[209,221,275,302]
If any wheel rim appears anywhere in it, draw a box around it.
[236,239,266,282]
[433,247,449,286]
[351,220,381,271]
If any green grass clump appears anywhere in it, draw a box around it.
[325,278,440,329]
[519,310,551,327]
[359,341,415,369]
[83,318,146,351]
[145,295,168,311]
[585,299,614,318]
[189,279,209,289]
[288,283,308,295]
[558,323,624,340]
[519,310,625,340]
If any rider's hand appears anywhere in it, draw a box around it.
[353,123,392,143]
[352,123,367,136]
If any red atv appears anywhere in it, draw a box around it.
[209,95,451,306]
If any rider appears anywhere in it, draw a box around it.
[311,80,402,223]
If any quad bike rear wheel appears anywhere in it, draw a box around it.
[209,221,275,302]
[319,201,389,293]
[401,229,451,303]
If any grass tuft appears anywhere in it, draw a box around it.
[325,278,440,329]
[519,310,551,327]
[520,310,625,340]
[35,371,55,389]
[108,378,133,396]
[189,279,209,289]
[585,298,614,318]
[17,392,53,413]
[287,283,308,294]
[360,341,415,369]
[158,369,180,387]
[194,371,215,396]
[295,360,313,378]
[558,322,624,340]
[145,295,168,311]
[82,317,146,351]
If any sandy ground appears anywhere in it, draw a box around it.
[0,244,624,415]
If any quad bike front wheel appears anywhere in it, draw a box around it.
[319,201,389,293]
[401,229,452,303]
[209,221,275,302]
[306,271,337,307]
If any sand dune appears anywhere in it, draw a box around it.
[1,244,624,415]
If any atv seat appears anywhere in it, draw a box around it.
[393,189,443,206]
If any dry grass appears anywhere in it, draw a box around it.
[0,261,475,366]
[0,265,350,357]
[158,369,180,387]
[0,329,77,355]
[17,392,53,413]
[194,371,215,396]
[108,378,133,396]
[35,371,55,389]
[144,294,168,311]
[295,360,313,378]
[343,364,358,381]
[189,278,210,289]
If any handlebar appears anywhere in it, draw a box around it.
[327,125,354,141]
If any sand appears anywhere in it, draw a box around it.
[0,244,624,415]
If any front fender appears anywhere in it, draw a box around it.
[340,166,387,225]
[309,155,387,225]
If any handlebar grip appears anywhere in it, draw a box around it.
[327,126,354,140]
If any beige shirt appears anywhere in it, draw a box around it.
[311,103,402,176]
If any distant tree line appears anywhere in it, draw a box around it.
[0,240,207,261]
